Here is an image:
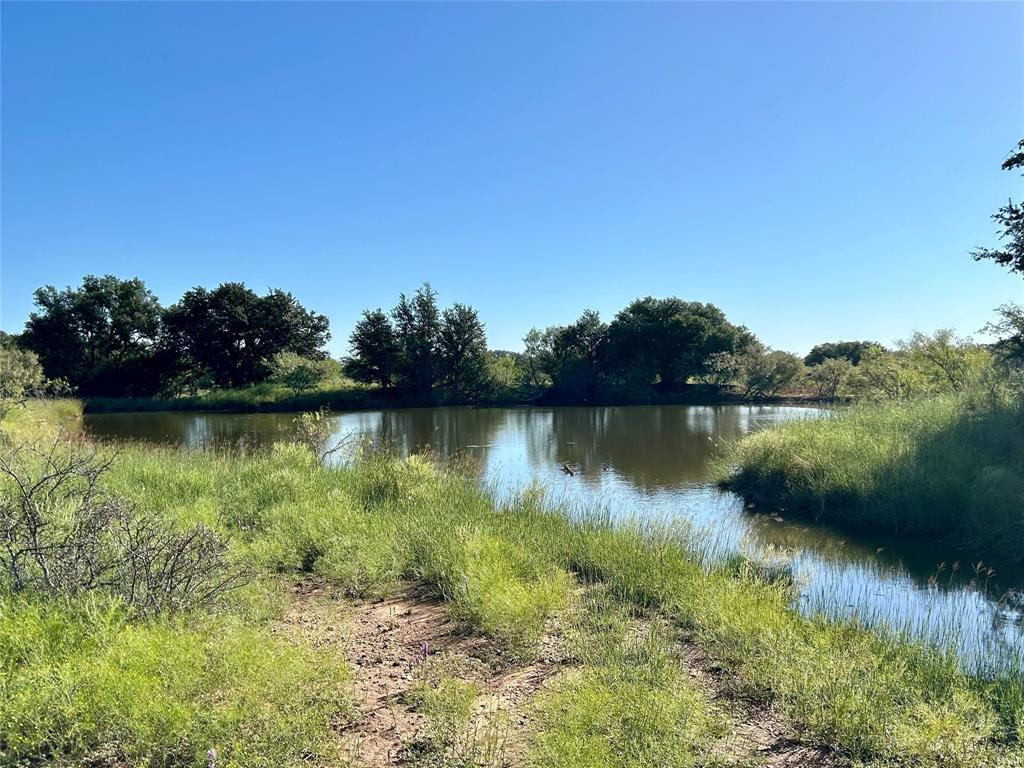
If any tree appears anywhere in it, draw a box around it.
[270,352,332,394]
[161,283,329,389]
[699,351,745,388]
[985,304,1024,368]
[902,330,987,393]
[522,328,553,390]
[806,358,853,399]
[804,340,878,367]
[606,297,755,391]
[972,138,1024,276]
[539,310,608,401]
[743,350,804,397]
[437,303,490,400]
[851,347,918,400]
[21,275,163,395]
[346,309,401,388]
[392,284,441,395]
[0,342,46,418]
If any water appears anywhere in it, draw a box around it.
[84,404,1023,671]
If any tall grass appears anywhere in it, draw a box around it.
[84,380,385,414]
[3,399,1024,766]
[721,395,1024,561]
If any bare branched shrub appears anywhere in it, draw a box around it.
[0,434,248,613]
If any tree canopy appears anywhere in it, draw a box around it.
[21,275,162,395]
[161,283,330,390]
[972,138,1024,276]
[804,340,878,367]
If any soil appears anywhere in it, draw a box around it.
[280,579,847,768]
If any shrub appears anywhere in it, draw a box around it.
[0,436,247,613]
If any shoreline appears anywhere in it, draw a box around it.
[83,389,839,414]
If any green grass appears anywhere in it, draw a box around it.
[720,395,1024,561]
[84,380,388,414]
[531,590,728,768]
[3,399,1024,766]
[0,593,351,768]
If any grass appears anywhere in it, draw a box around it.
[719,394,1024,561]
[84,380,389,414]
[0,592,351,767]
[2,399,1024,766]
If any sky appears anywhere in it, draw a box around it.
[2,2,1022,357]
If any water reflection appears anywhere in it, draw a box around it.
[84,405,1022,670]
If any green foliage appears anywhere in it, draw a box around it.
[531,595,725,768]
[606,297,756,390]
[346,308,401,388]
[806,357,853,398]
[723,393,1024,560]
[0,593,350,767]
[850,332,994,400]
[972,138,1024,276]
[804,340,878,367]
[21,275,163,396]
[528,310,608,401]
[392,283,443,395]
[743,349,805,397]
[162,283,330,390]
[437,303,491,401]
[269,351,335,394]
[0,343,46,419]
[6,400,1024,765]
[986,304,1024,369]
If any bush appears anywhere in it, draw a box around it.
[0,436,247,613]
[269,352,336,394]
[0,344,47,419]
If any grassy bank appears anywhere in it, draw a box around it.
[2,400,1023,766]
[84,382,827,414]
[720,394,1024,562]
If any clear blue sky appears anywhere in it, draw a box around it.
[2,2,1022,357]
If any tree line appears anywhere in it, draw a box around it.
[3,273,1020,406]
[7,278,330,396]
[5,138,1023,405]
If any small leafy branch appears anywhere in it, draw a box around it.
[0,433,248,614]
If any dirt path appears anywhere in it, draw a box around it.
[281,580,844,768]
[281,580,565,767]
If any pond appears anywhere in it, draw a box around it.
[84,404,1023,672]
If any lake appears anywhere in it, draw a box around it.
[84,404,1023,671]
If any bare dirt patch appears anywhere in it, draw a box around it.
[281,579,844,768]
[280,580,565,767]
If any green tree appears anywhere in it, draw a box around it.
[539,310,608,401]
[21,275,162,395]
[900,330,991,394]
[743,350,804,398]
[0,342,46,419]
[392,284,441,395]
[346,309,401,388]
[161,283,329,389]
[851,347,919,400]
[606,297,755,391]
[806,358,853,398]
[804,340,878,367]
[270,352,332,394]
[972,138,1024,276]
[985,304,1024,368]
[437,303,490,400]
